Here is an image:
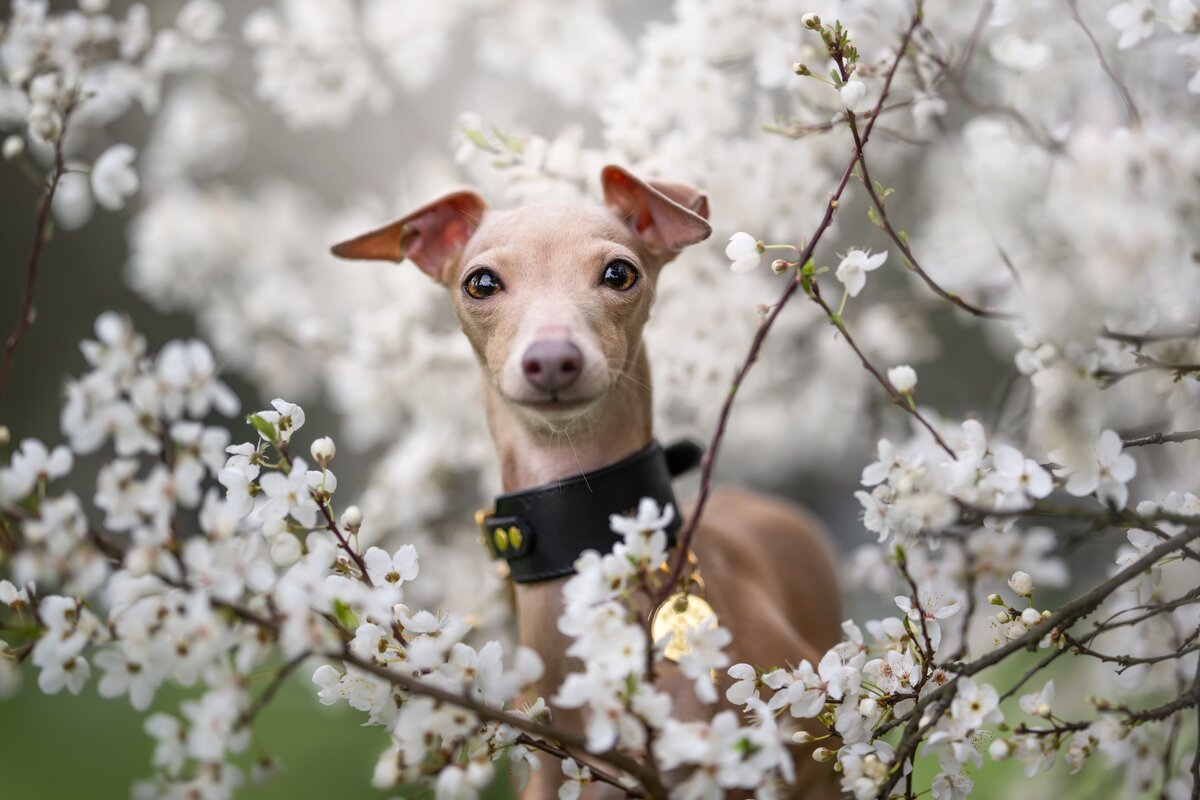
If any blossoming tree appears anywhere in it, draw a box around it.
[2,0,1199,798]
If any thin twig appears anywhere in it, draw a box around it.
[872,525,1200,798]
[807,279,956,456]
[1102,326,1200,346]
[238,650,311,728]
[1122,429,1200,448]
[0,128,68,395]
[339,651,667,799]
[515,734,642,798]
[1065,0,1142,127]
[660,4,927,602]
[844,111,1015,320]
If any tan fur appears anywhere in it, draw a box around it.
[334,173,843,799]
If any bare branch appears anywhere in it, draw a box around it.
[0,123,69,395]
[1064,0,1142,127]
[1122,429,1200,448]
[659,4,927,601]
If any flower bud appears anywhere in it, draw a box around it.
[812,747,834,762]
[1035,703,1052,718]
[270,535,301,567]
[802,12,821,29]
[1020,607,1041,627]
[989,739,1011,761]
[1008,571,1033,596]
[988,593,1005,606]
[0,424,9,446]
[340,505,363,533]
[126,546,153,577]
[792,62,811,76]
[995,611,1010,623]
[310,436,336,467]
[2,135,24,161]
[887,365,917,394]
[771,258,791,274]
[1041,609,1052,619]
[793,730,814,744]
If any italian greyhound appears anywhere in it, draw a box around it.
[333,165,842,798]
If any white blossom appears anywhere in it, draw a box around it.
[91,144,139,211]
[725,231,762,273]
[836,248,888,297]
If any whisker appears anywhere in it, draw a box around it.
[563,429,592,492]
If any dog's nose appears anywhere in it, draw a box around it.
[522,340,583,393]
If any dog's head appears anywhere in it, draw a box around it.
[332,166,710,431]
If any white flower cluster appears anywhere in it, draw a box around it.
[722,596,1004,800]
[5,2,1200,798]
[0,315,554,799]
[855,419,1057,545]
[0,0,228,226]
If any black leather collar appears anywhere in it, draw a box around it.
[480,440,703,583]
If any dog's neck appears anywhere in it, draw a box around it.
[484,346,655,493]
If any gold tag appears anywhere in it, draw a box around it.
[651,592,716,663]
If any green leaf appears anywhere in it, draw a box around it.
[332,598,359,631]
[490,125,524,155]
[246,414,277,441]
[458,125,493,152]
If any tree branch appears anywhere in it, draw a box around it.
[1122,429,1200,448]
[0,127,69,395]
[660,3,927,601]
[1064,0,1141,127]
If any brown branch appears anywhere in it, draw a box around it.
[277,445,374,586]
[770,101,914,139]
[998,645,1069,703]
[237,650,311,728]
[843,114,1015,320]
[1123,429,1200,448]
[514,734,642,798]
[315,495,374,587]
[660,6,928,601]
[806,278,956,456]
[1062,631,1200,675]
[1095,361,1200,387]
[1086,586,1200,636]
[0,128,68,395]
[1102,326,1200,346]
[872,525,1200,798]
[339,651,667,799]
[1190,652,1199,800]
[1064,0,1142,127]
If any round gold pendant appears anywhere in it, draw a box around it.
[651,592,716,663]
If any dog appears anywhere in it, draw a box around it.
[333,165,842,798]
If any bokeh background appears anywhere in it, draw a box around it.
[4,0,1199,796]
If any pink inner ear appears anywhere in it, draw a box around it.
[601,166,712,256]
[330,190,486,281]
[404,201,481,279]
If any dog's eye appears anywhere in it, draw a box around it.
[601,259,639,291]
[464,269,503,299]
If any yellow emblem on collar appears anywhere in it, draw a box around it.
[651,592,716,663]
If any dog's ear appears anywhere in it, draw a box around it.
[330,190,487,281]
[601,165,711,259]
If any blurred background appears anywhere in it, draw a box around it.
[4,0,1199,796]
